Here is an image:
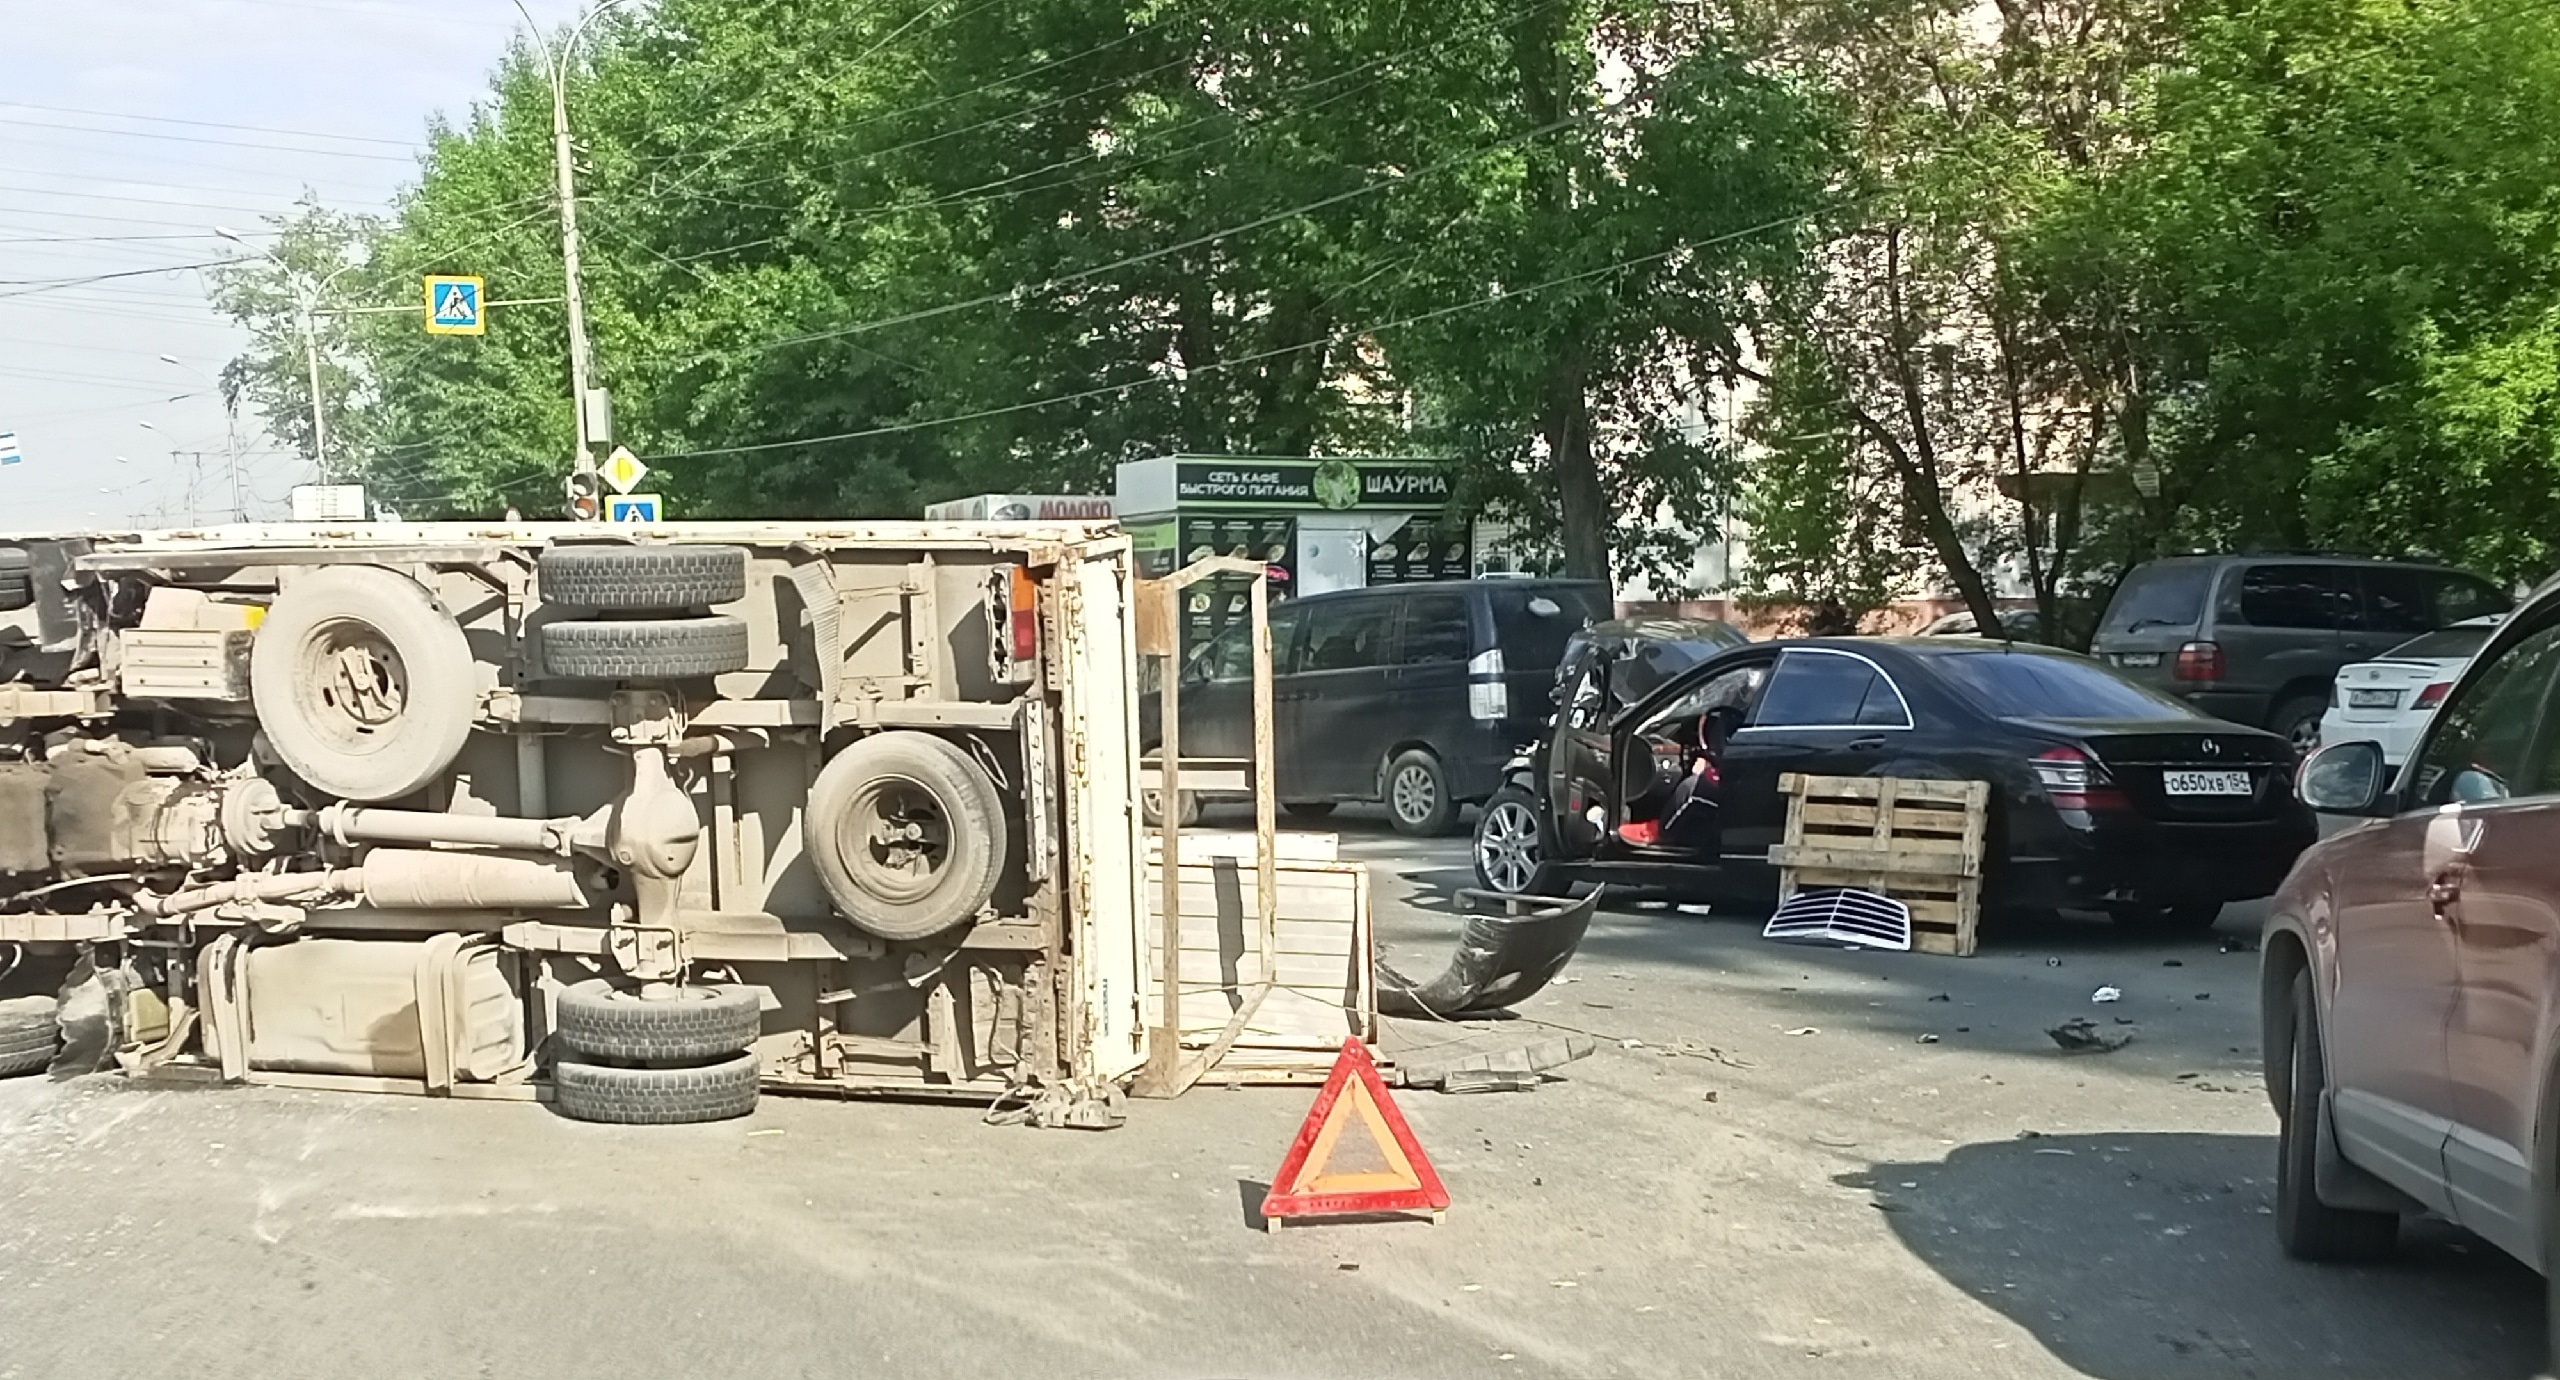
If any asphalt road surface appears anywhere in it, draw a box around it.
[0,805,2542,1378]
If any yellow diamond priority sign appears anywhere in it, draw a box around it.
[600,445,649,495]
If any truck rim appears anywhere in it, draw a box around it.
[297,616,409,748]
[1475,798,1540,892]
[842,774,951,905]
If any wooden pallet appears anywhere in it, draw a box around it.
[1768,774,1990,956]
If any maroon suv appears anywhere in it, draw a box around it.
[2271,573,2560,1357]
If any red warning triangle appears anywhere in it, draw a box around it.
[1259,1038,1449,1227]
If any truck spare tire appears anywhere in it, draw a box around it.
[541,615,750,679]
[539,544,748,611]
[250,565,478,802]
[554,980,760,1064]
[552,1049,759,1124]
[806,730,1007,942]
[0,994,59,1078]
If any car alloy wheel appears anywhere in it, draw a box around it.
[1392,762,1438,825]
[1475,797,1543,894]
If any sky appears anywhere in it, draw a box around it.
[0,0,585,528]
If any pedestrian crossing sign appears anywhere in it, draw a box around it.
[607,493,662,523]
[423,275,485,335]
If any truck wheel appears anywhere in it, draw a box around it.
[0,549,31,613]
[538,544,747,611]
[541,616,750,679]
[1386,749,1458,836]
[1472,785,1557,895]
[554,981,760,1064]
[251,565,478,801]
[553,1050,759,1125]
[1141,787,1201,828]
[0,995,59,1077]
[807,730,1007,942]
[2276,969,2398,1259]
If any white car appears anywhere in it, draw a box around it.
[2317,614,2506,766]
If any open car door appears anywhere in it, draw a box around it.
[1546,647,1618,856]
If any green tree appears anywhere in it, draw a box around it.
[207,198,382,481]
[2123,0,2560,584]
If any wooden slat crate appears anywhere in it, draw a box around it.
[1767,774,1991,956]
[1143,838,1374,1068]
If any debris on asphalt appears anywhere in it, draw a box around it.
[1397,1034,1596,1091]
[2046,957,2063,967]
[1916,1033,1940,1044]
[2163,959,2183,967]
[2091,986,2122,1004]
[1442,1068,1542,1094]
[2048,1017,2133,1052]
[1927,992,1951,1002]
[1762,888,1913,951]
[1379,888,1598,1019]
[1785,1026,1821,1036]
[2194,992,2211,1000]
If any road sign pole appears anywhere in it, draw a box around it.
[300,293,329,483]
[519,0,628,520]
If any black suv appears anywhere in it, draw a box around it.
[2087,556,2509,752]
[1154,579,1611,835]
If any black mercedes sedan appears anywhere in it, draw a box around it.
[1469,636,2317,931]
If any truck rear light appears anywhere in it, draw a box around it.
[1467,648,1508,720]
[2032,745,2127,812]
[2173,641,2224,682]
[2414,681,2452,710]
[988,564,1039,684]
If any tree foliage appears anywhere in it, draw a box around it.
[222,0,1836,585]
[215,0,2560,602]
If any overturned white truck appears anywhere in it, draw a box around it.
[0,522,1150,1125]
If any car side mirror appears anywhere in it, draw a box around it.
[2298,740,2387,815]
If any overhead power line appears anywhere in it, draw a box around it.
[639,205,1832,462]
[0,115,420,163]
[648,109,1590,373]
[0,99,419,146]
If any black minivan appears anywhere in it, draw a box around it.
[1152,579,1612,835]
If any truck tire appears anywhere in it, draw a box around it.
[553,1050,759,1125]
[538,544,748,611]
[0,995,58,1077]
[2276,969,2398,1259]
[807,730,1007,942]
[1140,787,1201,829]
[250,565,478,801]
[541,616,750,679]
[554,981,760,1064]
[0,549,32,613]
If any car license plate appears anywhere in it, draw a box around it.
[2163,769,2252,796]
[2115,652,2160,668]
[2348,688,2402,710]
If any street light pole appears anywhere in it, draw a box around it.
[517,0,628,519]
